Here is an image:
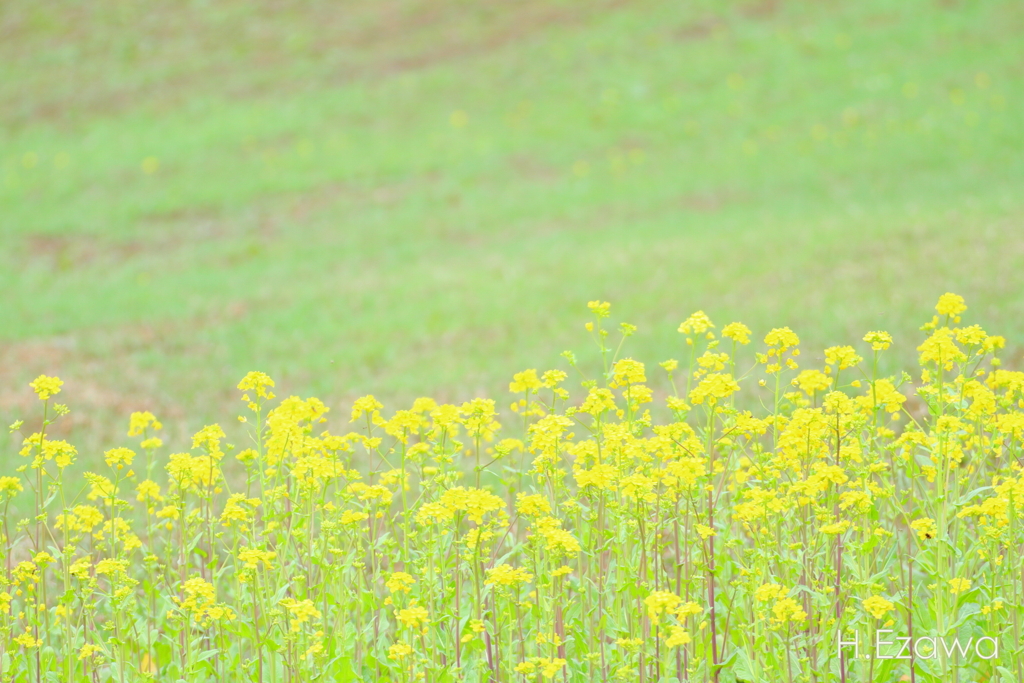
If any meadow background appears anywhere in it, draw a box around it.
[2,0,1023,454]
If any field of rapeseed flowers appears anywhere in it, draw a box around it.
[2,294,1022,682]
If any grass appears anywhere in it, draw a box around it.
[1,0,1023,450]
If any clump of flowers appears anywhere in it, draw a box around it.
[0,294,1015,681]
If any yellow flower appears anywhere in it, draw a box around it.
[754,584,786,603]
[862,331,892,351]
[918,326,967,372]
[155,505,180,521]
[486,564,534,587]
[820,520,851,535]
[578,387,617,415]
[191,424,226,458]
[134,480,162,504]
[280,598,321,632]
[764,327,800,350]
[78,644,101,660]
[237,548,276,570]
[14,628,41,648]
[615,637,643,652]
[220,494,260,528]
[127,411,162,436]
[237,371,276,400]
[689,373,739,406]
[516,493,552,517]
[95,559,128,576]
[166,453,220,489]
[304,634,325,659]
[721,322,751,345]
[587,300,611,318]
[175,576,230,624]
[395,604,429,630]
[839,490,872,513]
[935,292,967,317]
[29,375,63,400]
[32,551,54,568]
[645,590,681,624]
[69,557,91,580]
[678,311,714,335]
[386,572,416,594]
[955,324,988,347]
[388,641,413,660]
[676,601,703,617]
[794,369,832,395]
[665,626,692,647]
[910,517,938,541]
[857,379,906,414]
[104,447,135,469]
[610,358,646,387]
[0,477,23,495]
[415,501,452,525]
[824,345,862,369]
[948,578,971,595]
[20,434,78,469]
[575,464,617,490]
[515,661,537,675]
[541,526,581,557]
[460,397,499,439]
[539,657,567,678]
[235,448,258,464]
[862,595,895,619]
[981,600,1004,615]
[771,597,807,624]
[695,524,715,540]
[56,505,104,535]
[510,369,543,393]
[341,510,370,525]
[350,395,384,423]
[437,487,505,524]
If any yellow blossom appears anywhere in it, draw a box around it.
[863,595,895,619]
[237,371,276,400]
[665,626,691,647]
[689,373,739,406]
[863,331,893,351]
[722,322,751,344]
[104,447,135,469]
[772,597,807,624]
[29,375,63,400]
[911,517,938,541]
[936,292,967,317]
[386,572,416,594]
[645,590,681,624]
[237,548,276,570]
[395,604,429,630]
[388,641,413,660]
[678,311,714,335]
[128,411,162,436]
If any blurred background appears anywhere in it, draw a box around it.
[1,0,1022,452]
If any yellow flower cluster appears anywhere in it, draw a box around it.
[1,294,1018,681]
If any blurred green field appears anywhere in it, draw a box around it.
[2,0,1023,450]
